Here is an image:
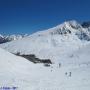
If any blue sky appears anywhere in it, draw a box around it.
[0,0,90,35]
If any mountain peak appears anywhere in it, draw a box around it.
[60,20,81,29]
[42,20,81,35]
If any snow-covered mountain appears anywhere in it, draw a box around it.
[0,20,90,63]
[0,20,90,44]
[32,20,90,41]
[0,34,28,44]
[0,20,90,90]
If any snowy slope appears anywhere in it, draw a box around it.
[0,45,90,90]
[0,20,90,63]
[0,20,90,90]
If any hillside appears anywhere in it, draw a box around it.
[0,20,90,90]
[0,44,90,90]
[0,20,90,63]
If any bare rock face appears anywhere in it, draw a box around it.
[0,35,10,44]
[16,53,52,66]
[82,21,90,28]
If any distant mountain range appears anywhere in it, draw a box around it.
[0,20,90,44]
[0,34,29,44]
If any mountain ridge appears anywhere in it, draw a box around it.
[1,20,90,63]
[0,20,90,44]
[0,34,29,44]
